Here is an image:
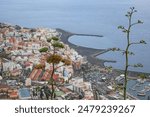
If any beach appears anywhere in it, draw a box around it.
[56,28,113,68]
[57,28,150,76]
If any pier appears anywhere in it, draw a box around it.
[74,33,103,38]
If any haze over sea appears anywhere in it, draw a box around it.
[0,0,150,73]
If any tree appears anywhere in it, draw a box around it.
[39,36,71,100]
[35,64,45,69]
[112,7,146,100]
[39,47,48,53]
[139,74,147,80]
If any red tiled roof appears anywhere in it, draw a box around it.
[32,69,42,80]
[41,71,49,81]
[40,70,59,81]
[29,69,59,81]
[9,91,18,98]
[29,69,38,80]
[53,74,59,80]
[44,73,59,81]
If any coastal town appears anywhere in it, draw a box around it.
[0,23,150,100]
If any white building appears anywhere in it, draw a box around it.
[25,78,31,87]
[2,59,22,71]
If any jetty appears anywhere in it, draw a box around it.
[74,33,103,38]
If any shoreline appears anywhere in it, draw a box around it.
[56,28,112,67]
[57,28,150,75]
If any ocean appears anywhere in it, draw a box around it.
[0,0,150,73]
